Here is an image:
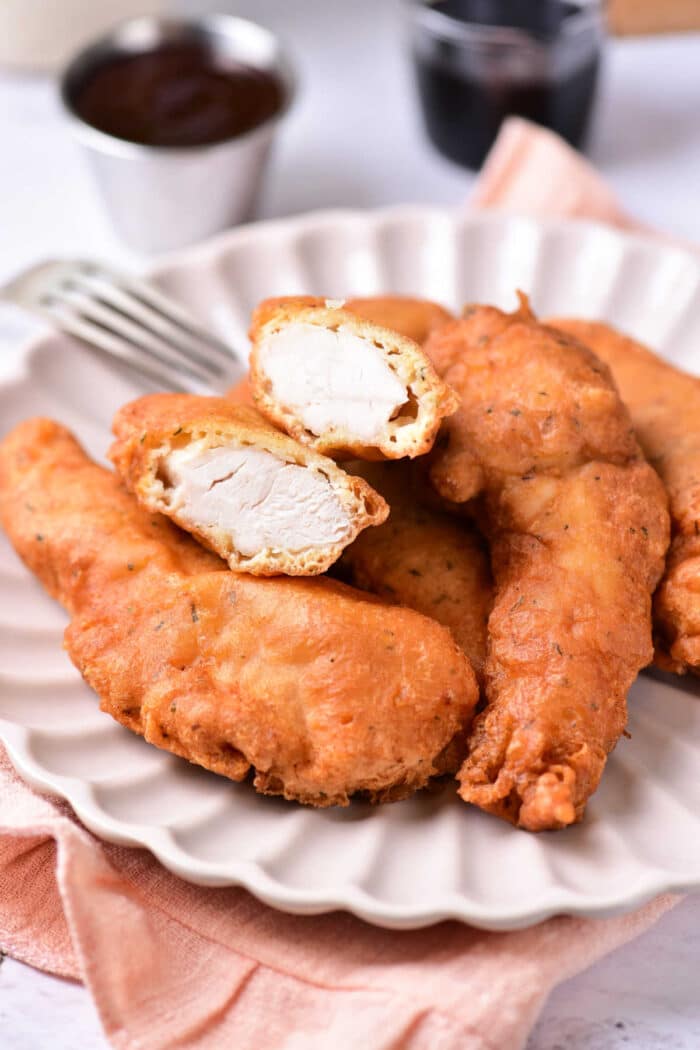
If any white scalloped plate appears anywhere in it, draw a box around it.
[2,207,700,931]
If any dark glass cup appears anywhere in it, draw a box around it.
[403,0,604,170]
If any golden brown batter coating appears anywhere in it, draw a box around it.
[425,297,642,503]
[550,318,700,675]
[110,395,388,576]
[341,461,492,687]
[0,420,479,806]
[425,300,669,830]
[249,296,458,461]
[226,375,253,405]
[344,296,454,345]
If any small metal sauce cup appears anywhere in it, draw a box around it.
[60,14,296,253]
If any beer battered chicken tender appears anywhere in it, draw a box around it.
[341,462,493,686]
[110,395,387,576]
[0,420,478,806]
[550,319,700,675]
[249,296,458,460]
[226,376,253,405]
[344,296,454,345]
[425,299,669,830]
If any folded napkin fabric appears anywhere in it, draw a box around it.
[0,747,677,1050]
[470,116,642,228]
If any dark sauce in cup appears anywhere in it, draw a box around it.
[409,0,602,169]
[71,42,284,147]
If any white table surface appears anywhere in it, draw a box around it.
[1,2,699,1047]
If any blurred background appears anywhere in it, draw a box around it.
[0,0,698,275]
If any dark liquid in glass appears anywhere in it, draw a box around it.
[72,43,284,148]
[412,0,601,169]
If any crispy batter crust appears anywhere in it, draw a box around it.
[110,395,388,576]
[249,295,454,346]
[425,298,642,503]
[426,299,670,830]
[248,296,459,460]
[0,419,479,806]
[226,376,253,405]
[550,318,700,675]
[344,296,454,345]
[341,461,492,688]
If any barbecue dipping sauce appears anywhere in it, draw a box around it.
[71,43,284,147]
[412,0,601,169]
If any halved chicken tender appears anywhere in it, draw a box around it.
[110,395,388,576]
[248,297,459,460]
[0,419,479,807]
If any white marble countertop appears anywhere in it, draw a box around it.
[1,2,699,1047]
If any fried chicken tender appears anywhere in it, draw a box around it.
[226,376,253,405]
[424,299,670,830]
[245,295,454,346]
[550,319,700,675]
[0,419,478,806]
[341,462,492,686]
[222,373,492,678]
[110,395,388,577]
[249,296,458,460]
[344,296,454,345]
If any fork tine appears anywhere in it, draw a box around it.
[50,308,194,393]
[44,295,215,393]
[87,262,240,367]
[68,270,233,381]
[48,286,219,387]
[1,257,245,394]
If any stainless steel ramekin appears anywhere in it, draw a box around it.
[60,14,296,253]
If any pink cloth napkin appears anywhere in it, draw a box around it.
[0,118,683,1050]
[471,117,643,228]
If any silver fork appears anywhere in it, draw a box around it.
[0,259,243,393]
